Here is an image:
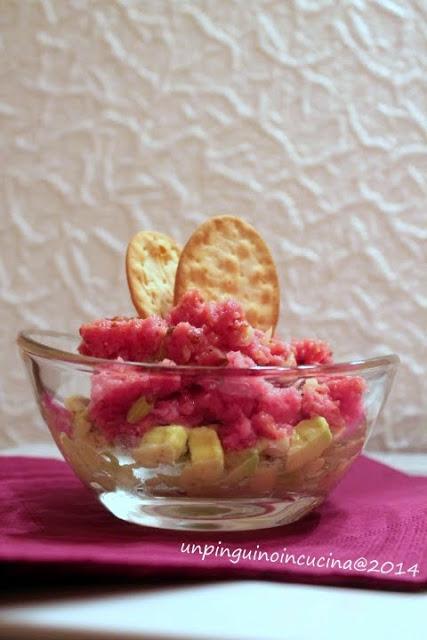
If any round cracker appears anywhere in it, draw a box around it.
[126,231,181,318]
[174,216,280,332]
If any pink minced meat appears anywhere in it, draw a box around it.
[326,377,367,432]
[79,316,168,361]
[301,377,366,434]
[292,339,333,365]
[79,291,295,367]
[79,291,366,450]
[88,363,181,441]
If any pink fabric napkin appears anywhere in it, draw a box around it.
[1,455,426,591]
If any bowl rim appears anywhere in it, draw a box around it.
[17,329,400,377]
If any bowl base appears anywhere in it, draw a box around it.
[99,490,324,531]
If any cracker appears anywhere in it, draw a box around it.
[126,231,181,317]
[174,216,280,332]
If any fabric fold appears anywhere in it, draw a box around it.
[0,455,426,591]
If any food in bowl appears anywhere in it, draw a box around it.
[19,216,398,530]
[74,289,366,491]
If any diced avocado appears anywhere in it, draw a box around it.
[179,427,225,494]
[126,396,153,423]
[60,432,94,485]
[187,426,224,481]
[286,417,332,473]
[132,425,188,467]
[64,395,89,414]
[224,449,259,484]
[225,447,257,469]
[73,410,92,439]
[64,395,94,442]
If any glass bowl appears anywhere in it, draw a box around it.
[17,330,398,531]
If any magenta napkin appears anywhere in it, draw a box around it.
[0,455,426,590]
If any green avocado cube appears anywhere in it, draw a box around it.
[224,449,259,484]
[286,417,332,473]
[179,426,225,492]
[126,396,153,423]
[187,426,224,481]
[132,425,188,467]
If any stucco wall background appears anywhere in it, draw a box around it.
[1,0,426,451]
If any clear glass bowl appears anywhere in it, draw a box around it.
[18,330,398,531]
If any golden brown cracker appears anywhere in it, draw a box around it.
[174,216,280,332]
[126,231,181,317]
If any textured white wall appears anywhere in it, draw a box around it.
[1,0,426,451]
